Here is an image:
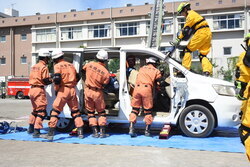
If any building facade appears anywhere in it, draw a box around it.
[0,0,249,79]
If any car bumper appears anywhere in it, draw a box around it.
[211,95,241,127]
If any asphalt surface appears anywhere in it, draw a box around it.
[0,98,249,167]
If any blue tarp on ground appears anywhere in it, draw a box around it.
[0,126,245,153]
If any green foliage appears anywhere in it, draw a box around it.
[217,56,238,82]
[190,62,202,74]
[108,58,120,73]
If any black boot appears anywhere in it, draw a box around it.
[129,122,137,137]
[203,72,210,77]
[32,129,41,138]
[77,127,84,139]
[145,125,151,137]
[100,126,109,138]
[91,126,99,138]
[41,127,55,141]
[27,124,34,134]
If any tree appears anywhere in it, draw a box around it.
[108,58,120,73]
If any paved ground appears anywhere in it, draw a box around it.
[0,98,249,167]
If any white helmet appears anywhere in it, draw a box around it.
[51,49,64,60]
[96,49,108,61]
[146,57,159,64]
[38,49,50,57]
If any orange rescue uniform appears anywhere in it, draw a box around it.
[49,59,83,128]
[29,60,50,129]
[82,61,110,126]
[130,64,161,125]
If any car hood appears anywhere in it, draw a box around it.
[185,72,234,102]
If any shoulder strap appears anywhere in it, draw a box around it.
[191,18,205,30]
[243,45,250,67]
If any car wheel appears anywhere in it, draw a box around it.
[179,104,215,138]
[56,118,74,133]
[16,91,24,99]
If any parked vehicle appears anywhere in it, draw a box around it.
[41,47,241,137]
[7,78,30,99]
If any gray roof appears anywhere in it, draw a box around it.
[0,12,11,18]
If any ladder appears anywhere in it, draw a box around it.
[147,0,164,50]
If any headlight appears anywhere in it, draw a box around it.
[212,84,235,96]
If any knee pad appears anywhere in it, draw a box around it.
[31,110,38,117]
[71,109,80,119]
[98,110,106,117]
[37,110,47,120]
[199,54,207,62]
[87,111,96,119]
[184,47,192,53]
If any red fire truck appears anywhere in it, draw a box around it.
[7,78,30,99]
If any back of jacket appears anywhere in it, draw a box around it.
[136,64,161,87]
[82,61,110,89]
[29,60,49,86]
[54,59,77,87]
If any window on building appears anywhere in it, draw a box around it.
[88,24,110,38]
[0,35,6,42]
[224,47,232,55]
[177,18,186,29]
[213,14,243,30]
[147,19,172,34]
[162,19,172,33]
[0,57,6,65]
[21,34,27,41]
[36,28,56,42]
[61,27,82,40]
[21,56,27,64]
[116,22,139,36]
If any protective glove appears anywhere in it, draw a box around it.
[235,80,247,100]
[170,38,181,47]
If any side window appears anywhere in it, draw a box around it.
[108,58,120,73]
[173,67,185,78]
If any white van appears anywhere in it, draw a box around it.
[42,46,241,138]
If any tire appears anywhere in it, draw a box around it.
[178,104,215,138]
[56,118,75,133]
[16,91,24,99]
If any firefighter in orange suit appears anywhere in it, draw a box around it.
[171,2,213,76]
[236,33,250,161]
[129,57,162,137]
[43,49,84,140]
[28,49,52,138]
[82,49,110,138]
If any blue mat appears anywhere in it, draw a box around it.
[0,127,245,153]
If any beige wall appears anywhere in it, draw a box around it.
[14,26,32,77]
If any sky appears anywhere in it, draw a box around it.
[0,0,181,16]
